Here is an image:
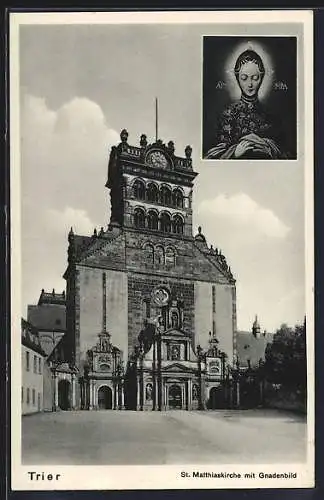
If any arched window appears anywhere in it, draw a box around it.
[147,183,159,203]
[165,247,176,267]
[133,179,145,200]
[160,212,171,233]
[171,311,179,328]
[134,208,145,229]
[160,185,172,206]
[172,188,184,208]
[173,214,184,234]
[143,243,154,266]
[170,344,180,360]
[147,210,158,230]
[146,383,153,401]
[155,245,165,265]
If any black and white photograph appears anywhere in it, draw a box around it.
[9,10,314,491]
[202,36,297,160]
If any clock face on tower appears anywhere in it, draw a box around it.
[146,150,169,169]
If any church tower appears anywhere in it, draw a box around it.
[106,129,197,236]
[252,315,261,338]
[64,127,236,411]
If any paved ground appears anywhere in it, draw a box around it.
[22,409,307,465]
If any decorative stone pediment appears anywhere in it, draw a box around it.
[206,357,223,376]
[55,362,78,374]
[163,362,197,373]
[162,328,189,339]
[86,330,122,376]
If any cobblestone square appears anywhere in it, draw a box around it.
[22,409,307,465]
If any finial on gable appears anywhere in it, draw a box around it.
[140,134,147,148]
[185,145,192,159]
[120,129,129,143]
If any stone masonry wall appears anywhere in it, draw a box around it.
[127,273,194,357]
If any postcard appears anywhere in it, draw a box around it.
[9,9,314,491]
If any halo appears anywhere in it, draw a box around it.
[224,40,275,102]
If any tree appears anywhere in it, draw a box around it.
[264,321,306,391]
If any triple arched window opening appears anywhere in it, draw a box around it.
[133,179,184,209]
[143,243,176,267]
[134,208,184,234]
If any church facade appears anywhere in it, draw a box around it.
[58,130,237,411]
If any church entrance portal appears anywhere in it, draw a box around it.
[58,380,71,410]
[168,384,182,409]
[98,386,112,410]
[209,386,225,409]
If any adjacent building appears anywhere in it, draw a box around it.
[21,319,47,415]
[236,316,273,369]
[27,289,66,356]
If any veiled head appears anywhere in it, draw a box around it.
[234,50,265,98]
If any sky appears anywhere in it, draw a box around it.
[18,22,306,332]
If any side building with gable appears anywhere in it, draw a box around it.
[21,319,47,414]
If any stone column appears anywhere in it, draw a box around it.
[52,373,56,411]
[113,381,117,410]
[72,374,76,410]
[55,375,59,409]
[120,383,125,409]
[139,358,144,411]
[137,379,141,410]
[80,379,85,410]
[201,376,207,410]
[92,382,97,410]
[86,381,90,410]
[188,379,192,410]
[89,380,93,410]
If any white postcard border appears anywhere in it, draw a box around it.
[9,9,314,491]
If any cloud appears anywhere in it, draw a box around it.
[198,193,290,239]
[194,193,303,332]
[19,95,303,331]
[46,207,98,236]
[21,94,118,220]
[21,94,118,314]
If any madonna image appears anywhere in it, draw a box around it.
[202,37,297,160]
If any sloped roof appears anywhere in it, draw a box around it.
[21,318,46,357]
[27,303,66,331]
[236,330,274,368]
[73,226,122,260]
[47,331,71,364]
